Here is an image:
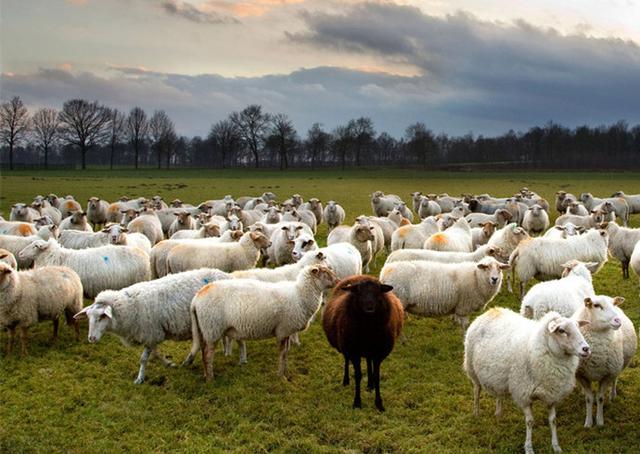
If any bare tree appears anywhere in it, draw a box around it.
[347,117,376,167]
[58,99,110,170]
[149,110,175,169]
[230,104,270,168]
[305,123,330,170]
[107,108,126,170]
[332,125,351,171]
[126,107,148,169]
[405,122,436,169]
[268,113,297,170]
[0,96,30,170]
[31,107,60,169]
[208,119,240,168]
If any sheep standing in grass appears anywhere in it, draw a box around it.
[31,200,62,225]
[328,223,375,272]
[102,224,152,255]
[510,229,609,299]
[370,191,401,217]
[611,191,640,214]
[380,257,509,331]
[127,208,165,245]
[581,193,629,225]
[10,203,40,223]
[0,249,17,269]
[572,296,637,427]
[302,198,323,225]
[87,197,109,229]
[19,239,151,298]
[464,308,590,454]
[185,265,338,380]
[555,191,577,214]
[390,217,439,251]
[323,275,404,411]
[59,211,93,232]
[167,231,270,273]
[266,223,307,266]
[0,263,83,356]
[418,196,442,219]
[600,221,640,278]
[323,201,346,232]
[282,208,317,234]
[521,204,549,236]
[74,268,231,384]
[423,217,473,253]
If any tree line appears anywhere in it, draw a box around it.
[1,96,640,170]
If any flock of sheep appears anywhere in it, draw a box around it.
[1,187,640,453]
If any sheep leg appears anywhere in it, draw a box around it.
[352,356,362,409]
[366,358,374,391]
[290,332,301,346]
[472,383,480,417]
[495,398,503,418]
[19,326,28,357]
[134,347,152,384]
[506,271,513,293]
[519,281,526,301]
[238,341,247,365]
[277,337,291,377]
[622,261,629,279]
[223,336,232,356]
[548,405,561,453]
[342,355,350,386]
[610,378,618,402]
[523,405,535,454]
[578,376,594,427]
[373,359,384,412]
[203,341,215,382]
[5,327,16,356]
[596,378,612,426]
[52,318,59,341]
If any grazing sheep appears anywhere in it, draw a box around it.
[10,203,40,223]
[464,308,590,454]
[185,265,338,380]
[328,223,375,272]
[465,209,512,228]
[59,198,83,218]
[323,275,404,411]
[390,217,439,251]
[543,222,583,239]
[600,221,640,278]
[323,201,346,232]
[510,229,609,299]
[301,198,323,225]
[0,249,17,269]
[127,208,164,245]
[573,296,637,427]
[418,197,442,219]
[74,268,231,384]
[291,235,363,279]
[611,191,640,214]
[423,217,473,253]
[0,263,83,356]
[521,204,549,236]
[19,239,151,298]
[168,210,197,237]
[166,231,270,273]
[385,244,507,264]
[370,191,402,217]
[380,257,509,331]
[0,226,60,268]
[59,211,93,232]
[86,197,110,229]
[471,222,497,249]
[170,222,221,240]
[520,260,596,320]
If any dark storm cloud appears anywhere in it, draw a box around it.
[160,0,239,24]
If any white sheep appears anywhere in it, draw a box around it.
[417,197,442,219]
[370,191,402,217]
[394,202,414,222]
[19,239,151,298]
[601,221,640,278]
[167,231,270,274]
[385,244,506,264]
[10,203,40,222]
[423,217,473,253]
[31,200,62,225]
[630,241,640,281]
[564,201,589,216]
[169,222,221,240]
[74,268,231,384]
[168,210,197,237]
[0,249,17,269]
[301,198,323,225]
[380,257,509,331]
[291,234,362,279]
[360,211,404,250]
[126,208,165,245]
[464,307,590,454]
[265,223,308,266]
[282,208,317,234]
[520,260,596,320]
[87,197,110,229]
[0,220,38,237]
[555,210,606,230]
[354,216,385,258]
[581,193,629,226]
[323,201,346,232]
[543,222,583,239]
[0,225,60,268]
[0,263,83,356]
[521,204,549,236]
[410,191,423,212]
[611,191,640,214]
[390,217,439,251]
[59,230,110,249]
[102,224,152,255]
[465,209,512,228]
[58,211,93,232]
[327,223,375,272]
[184,265,338,380]
[232,250,327,282]
[58,197,83,218]
[470,222,497,249]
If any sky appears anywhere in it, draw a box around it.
[1,0,640,138]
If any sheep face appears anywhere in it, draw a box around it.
[0,263,14,289]
[11,203,28,218]
[477,258,510,287]
[249,231,271,249]
[265,207,281,223]
[120,208,140,224]
[204,223,221,238]
[310,265,339,289]
[171,199,183,208]
[282,225,304,241]
[69,211,87,225]
[18,240,51,261]
[546,316,591,358]
[88,197,101,209]
[103,224,127,245]
[227,215,243,231]
[583,296,624,330]
[74,302,113,343]
[291,235,315,261]
[341,279,394,314]
[35,216,54,227]
[354,225,375,243]
[281,201,295,212]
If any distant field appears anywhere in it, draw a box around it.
[1,169,639,453]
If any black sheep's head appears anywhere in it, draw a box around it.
[342,279,394,314]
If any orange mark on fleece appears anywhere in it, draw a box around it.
[431,233,448,244]
[196,283,215,298]
[400,218,411,226]
[487,308,503,319]
[397,227,408,239]
[18,224,34,236]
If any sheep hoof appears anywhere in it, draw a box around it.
[552,444,562,453]
[375,401,385,412]
[133,377,144,385]
[352,401,362,409]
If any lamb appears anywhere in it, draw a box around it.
[611,191,640,214]
[19,239,151,298]
[417,197,442,219]
[464,308,590,454]
[600,221,640,278]
[86,197,110,229]
[74,268,231,384]
[232,250,327,282]
[465,209,512,228]
[385,244,507,264]
[380,257,509,331]
[323,201,346,232]
[370,191,402,217]
[573,296,637,427]
[169,221,221,240]
[291,235,363,279]
[166,231,270,274]
[510,229,609,299]
[471,222,497,249]
[323,275,404,411]
[0,220,38,237]
[521,204,550,236]
[10,203,40,222]
[168,210,197,237]
[301,198,323,225]
[423,217,473,253]
[520,260,596,320]
[59,211,93,232]
[184,265,338,380]
[126,208,164,245]
[328,223,375,272]
[543,222,583,239]
[390,217,439,251]
[0,249,17,269]
[0,225,60,268]
[0,263,83,356]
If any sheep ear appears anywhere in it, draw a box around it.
[577,320,590,328]
[498,263,510,270]
[315,251,325,260]
[476,263,489,270]
[280,226,288,231]
[380,284,393,293]
[613,297,625,306]
[584,297,593,308]
[249,232,259,241]
[36,241,50,250]
[560,261,576,270]
[103,305,114,319]
[310,267,319,275]
[547,320,560,333]
[554,225,565,231]
[74,305,91,320]
[599,230,607,237]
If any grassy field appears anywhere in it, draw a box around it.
[1,169,639,453]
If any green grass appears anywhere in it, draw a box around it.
[1,169,639,453]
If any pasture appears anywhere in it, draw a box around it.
[1,169,639,453]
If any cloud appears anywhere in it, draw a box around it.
[160,0,240,24]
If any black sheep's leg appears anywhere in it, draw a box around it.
[352,356,362,409]
[366,357,374,391]
[374,359,385,412]
[342,355,350,386]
